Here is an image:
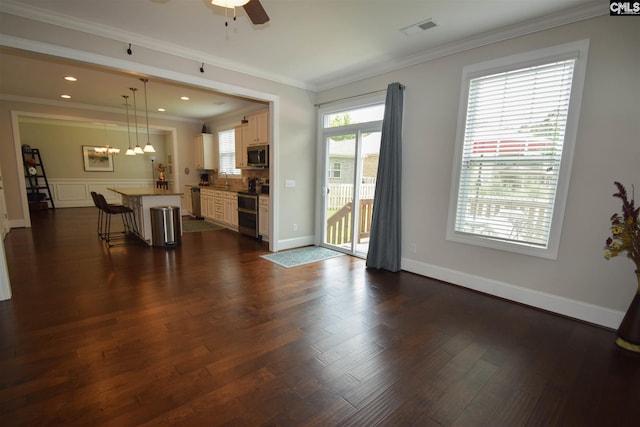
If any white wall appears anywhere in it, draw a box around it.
[316,15,639,328]
[19,120,168,179]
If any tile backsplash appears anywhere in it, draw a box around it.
[208,169,269,191]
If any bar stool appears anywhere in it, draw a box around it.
[90,191,106,239]
[95,193,138,247]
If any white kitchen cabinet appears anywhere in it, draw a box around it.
[214,190,224,222]
[243,110,269,147]
[207,192,217,220]
[222,191,231,224]
[182,185,193,215]
[259,195,269,241]
[194,133,218,170]
[200,188,215,219]
[230,192,238,228]
[223,191,238,228]
[199,189,209,218]
[215,190,238,228]
[236,111,269,169]
[235,125,247,169]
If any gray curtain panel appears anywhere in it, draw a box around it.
[366,82,404,271]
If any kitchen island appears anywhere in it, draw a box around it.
[108,187,183,246]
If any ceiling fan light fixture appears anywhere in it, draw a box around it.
[211,0,249,9]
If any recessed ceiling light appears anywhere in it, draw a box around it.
[60,94,71,99]
[64,76,77,82]
[180,96,190,101]
[157,108,166,112]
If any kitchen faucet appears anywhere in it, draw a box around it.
[220,171,229,189]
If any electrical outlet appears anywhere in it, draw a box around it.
[293,223,298,232]
[410,243,417,253]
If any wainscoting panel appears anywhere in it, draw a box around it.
[49,179,155,208]
[54,182,87,203]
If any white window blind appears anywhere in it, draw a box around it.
[454,58,576,249]
[218,129,241,175]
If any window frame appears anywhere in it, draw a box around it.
[217,128,241,176]
[446,40,590,259]
[330,162,342,179]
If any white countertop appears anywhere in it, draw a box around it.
[107,187,183,196]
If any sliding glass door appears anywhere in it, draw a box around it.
[321,104,383,257]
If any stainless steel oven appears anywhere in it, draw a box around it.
[237,191,259,238]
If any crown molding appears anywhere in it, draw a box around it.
[0,0,312,91]
[311,1,607,91]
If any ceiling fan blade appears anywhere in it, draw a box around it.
[243,0,269,25]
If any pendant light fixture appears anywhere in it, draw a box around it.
[123,94,135,156]
[140,78,156,153]
[130,87,144,154]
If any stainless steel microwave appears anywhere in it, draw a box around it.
[247,145,269,168]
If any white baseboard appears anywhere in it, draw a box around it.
[54,201,94,208]
[9,219,27,229]
[277,235,315,251]
[401,258,623,330]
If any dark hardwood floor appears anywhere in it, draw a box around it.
[1,207,638,426]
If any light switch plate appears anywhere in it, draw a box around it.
[285,180,296,188]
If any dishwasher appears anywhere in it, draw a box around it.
[191,187,203,219]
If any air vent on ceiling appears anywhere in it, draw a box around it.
[400,19,437,36]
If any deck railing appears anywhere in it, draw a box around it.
[326,199,374,246]
[327,183,375,210]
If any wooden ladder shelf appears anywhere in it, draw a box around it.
[22,147,55,211]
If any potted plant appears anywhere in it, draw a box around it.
[604,181,640,352]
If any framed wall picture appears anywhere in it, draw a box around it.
[82,146,114,172]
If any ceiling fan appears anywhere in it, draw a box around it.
[211,0,269,25]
